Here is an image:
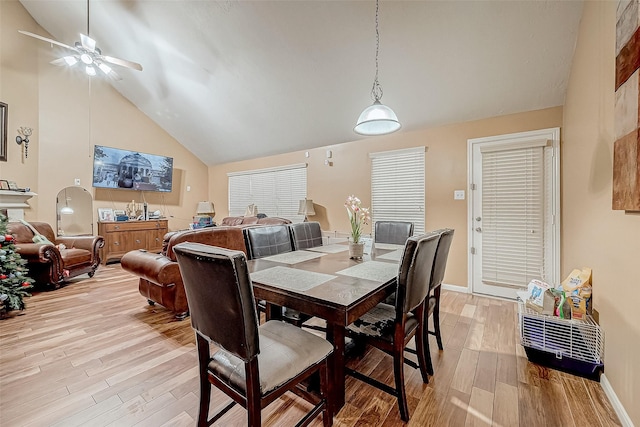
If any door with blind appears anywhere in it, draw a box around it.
[468,128,560,299]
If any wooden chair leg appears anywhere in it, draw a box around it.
[319,361,332,427]
[433,287,444,350]
[415,305,431,382]
[393,347,410,422]
[246,359,262,427]
[196,334,212,427]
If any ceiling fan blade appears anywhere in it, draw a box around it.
[18,30,78,52]
[80,33,96,52]
[50,57,68,66]
[103,55,143,71]
[97,62,122,81]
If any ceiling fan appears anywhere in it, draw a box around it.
[18,0,142,81]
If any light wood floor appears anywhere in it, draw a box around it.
[0,264,621,426]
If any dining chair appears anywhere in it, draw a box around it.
[345,232,440,421]
[173,242,334,427]
[424,228,454,374]
[243,224,293,259]
[374,221,415,245]
[289,221,323,250]
[244,224,316,327]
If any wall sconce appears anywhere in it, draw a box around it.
[16,127,33,159]
[324,149,333,166]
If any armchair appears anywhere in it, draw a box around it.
[120,226,247,320]
[8,221,104,289]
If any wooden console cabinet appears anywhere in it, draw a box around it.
[98,219,168,265]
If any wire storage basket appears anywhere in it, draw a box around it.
[518,300,604,381]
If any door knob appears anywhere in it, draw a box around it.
[475,227,482,232]
[475,217,481,221]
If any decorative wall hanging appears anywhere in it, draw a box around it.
[613,0,640,211]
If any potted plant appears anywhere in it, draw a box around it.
[345,195,370,259]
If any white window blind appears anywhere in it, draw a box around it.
[481,143,550,288]
[228,164,307,222]
[370,147,425,234]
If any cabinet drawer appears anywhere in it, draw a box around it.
[147,229,165,252]
[101,220,167,232]
[130,231,148,250]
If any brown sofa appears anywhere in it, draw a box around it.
[220,216,292,226]
[8,221,104,289]
[120,226,246,319]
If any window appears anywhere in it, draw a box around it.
[228,163,307,222]
[370,147,425,234]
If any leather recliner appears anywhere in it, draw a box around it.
[8,221,104,289]
[120,226,247,320]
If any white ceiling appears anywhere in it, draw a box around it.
[18,0,584,166]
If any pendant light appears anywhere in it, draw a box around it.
[60,189,74,215]
[354,0,401,136]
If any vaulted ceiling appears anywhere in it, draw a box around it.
[19,0,583,166]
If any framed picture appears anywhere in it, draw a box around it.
[0,102,7,162]
[7,181,18,190]
[98,208,114,222]
[0,180,8,190]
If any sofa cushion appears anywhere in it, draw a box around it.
[221,216,292,227]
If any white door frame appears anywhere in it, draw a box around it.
[467,127,561,297]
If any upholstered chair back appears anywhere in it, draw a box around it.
[174,243,259,361]
[429,229,454,291]
[396,232,440,314]
[375,221,415,245]
[244,225,292,259]
[289,222,323,250]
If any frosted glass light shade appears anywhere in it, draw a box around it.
[63,56,78,66]
[354,101,401,136]
[60,206,74,215]
[196,201,215,217]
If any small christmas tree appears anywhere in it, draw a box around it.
[0,214,34,316]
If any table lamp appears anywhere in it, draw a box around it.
[194,201,215,228]
[298,199,315,222]
[244,204,258,217]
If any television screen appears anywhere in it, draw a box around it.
[92,145,173,192]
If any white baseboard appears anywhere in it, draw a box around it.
[442,283,469,293]
[601,374,634,427]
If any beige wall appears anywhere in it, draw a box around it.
[0,0,208,232]
[210,107,563,288]
[563,1,639,424]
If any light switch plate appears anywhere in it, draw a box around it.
[454,190,465,200]
[74,178,81,186]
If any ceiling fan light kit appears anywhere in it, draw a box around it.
[354,0,401,136]
[17,0,141,81]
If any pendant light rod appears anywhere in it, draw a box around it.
[371,0,382,102]
[354,0,401,136]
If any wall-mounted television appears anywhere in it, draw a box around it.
[92,145,173,192]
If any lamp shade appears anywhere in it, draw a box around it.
[244,204,258,217]
[354,101,401,136]
[298,199,316,216]
[196,201,215,217]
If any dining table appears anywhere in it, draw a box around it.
[246,241,404,415]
